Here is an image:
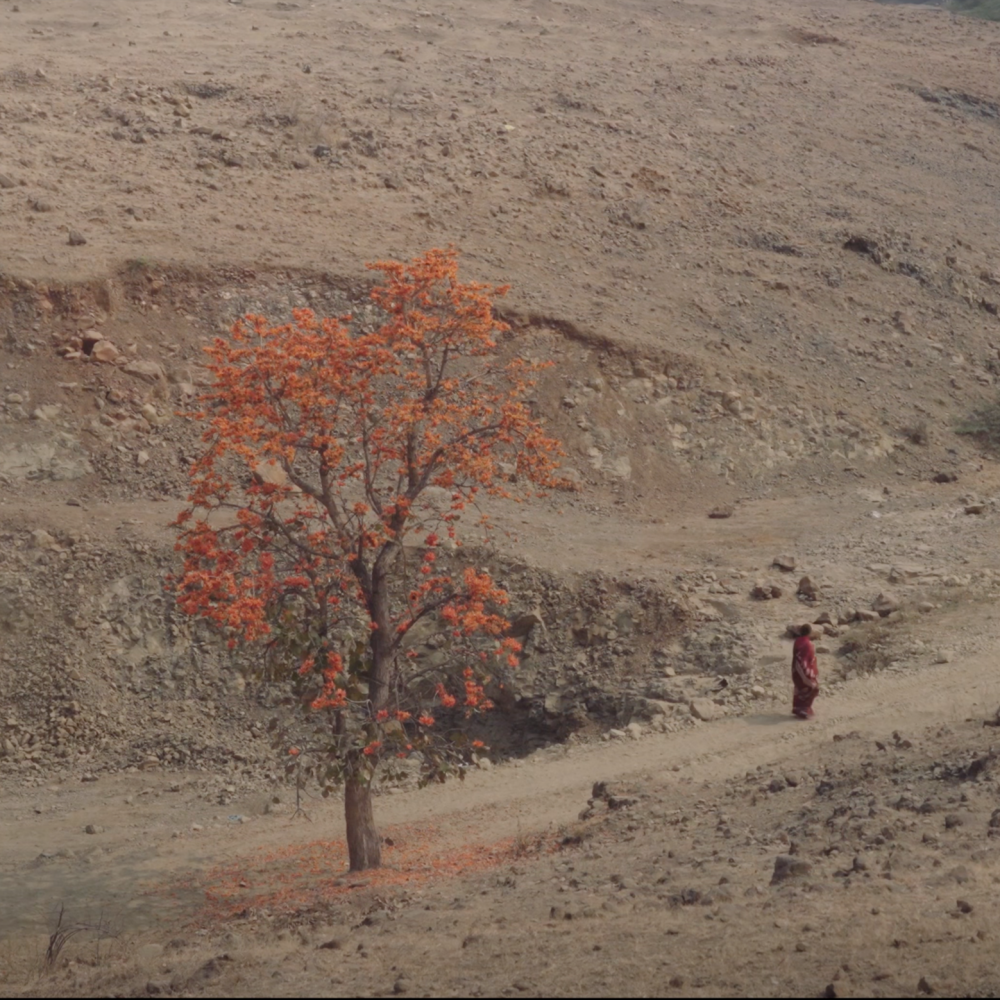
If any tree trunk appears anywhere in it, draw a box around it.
[345,777,381,871]
[345,553,392,872]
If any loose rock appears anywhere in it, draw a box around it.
[690,699,721,722]
[123,360,166,383]
[770,854,811,885]
[873,592,899,617]
[91,341,120,364]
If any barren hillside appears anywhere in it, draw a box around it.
[4,0,1000,997]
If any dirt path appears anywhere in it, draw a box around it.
[376,612,1000,831]
[2,606,996,944]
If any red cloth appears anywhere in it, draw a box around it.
[792,635,818,718]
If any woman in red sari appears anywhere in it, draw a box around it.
[792,624,819,720]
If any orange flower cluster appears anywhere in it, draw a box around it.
[434,683,457,710]
[311,652,347,711]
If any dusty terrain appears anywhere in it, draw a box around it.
[4,0,1000,996]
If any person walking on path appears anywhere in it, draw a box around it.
[792,623,819,720]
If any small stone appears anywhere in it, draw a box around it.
[797,576,819,600]
[873,592,899,617]
[773,554,796,572]
[893,310,916,335]
[507,610,544,638]
[932,471,958,483]
[917,976,935,995]
[141,403,161,426]
[934,650,954,664]
[67,230,87,246]
[944,814,963,830]
[84,824,103,835]
[123,359,166,382]
[292,157,311,170]
[965,503,986,515]
[770,854,811,884]
[855,609,879,623]
[136,450,150,466]
[91,340,120,364]
[0,173,17,189]
[689,699,721,722]
[251,459,289,488]
[81,329,105,352]
[625,721,643,740]
[956,898,973,914]
[708,505,733,519]
[30,528,57,549]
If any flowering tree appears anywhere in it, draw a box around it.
[173,249,566,870]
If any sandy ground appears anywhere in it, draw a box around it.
[4,0,1000,996]
[4,604,1000,997]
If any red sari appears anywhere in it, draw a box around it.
[792,635,818,719]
